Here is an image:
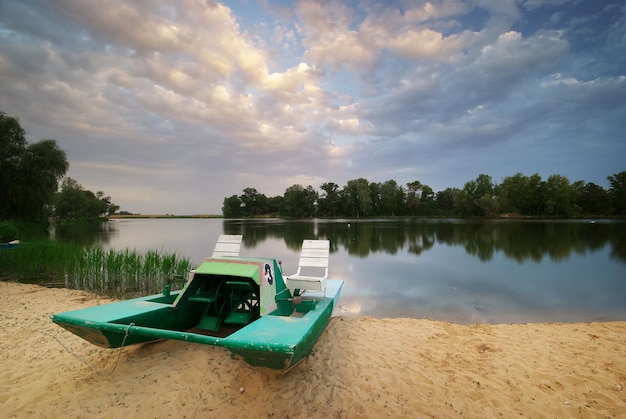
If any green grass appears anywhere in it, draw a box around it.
[0,241,194,296]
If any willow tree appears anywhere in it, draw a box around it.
[0,113,68,220]
[54,177,117,218]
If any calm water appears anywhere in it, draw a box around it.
[52,218,626,324]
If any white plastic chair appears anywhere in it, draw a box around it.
[285,239,329,296]
[211,234,243,258]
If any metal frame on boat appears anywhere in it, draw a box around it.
[52,236,343,372]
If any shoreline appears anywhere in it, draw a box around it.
[2,281,625,418]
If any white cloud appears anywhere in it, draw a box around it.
[477,30,568,74]
[0,0,622,213]
[522,0,573,12]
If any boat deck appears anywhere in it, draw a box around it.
[55,296,174,323]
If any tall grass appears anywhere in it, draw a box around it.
[0,241,194,296]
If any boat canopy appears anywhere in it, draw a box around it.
[174,257,280,318]
[194,259,261,283]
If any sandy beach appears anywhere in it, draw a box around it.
[1,281,624,418]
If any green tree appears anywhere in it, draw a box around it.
[368,182,382,216]
[577,182,610,215]
[0,112,26,218]
[379,180,406,216]
[475,174,498,216]
[283,184,317,217]
[220,170,624,219]
[239,187,267,216]
[543,174,579,218]
[607,171,626,215]
[419,184,436,215]
[54,178,84,218]
[0,113,68,220]
[406,181,422,215]
[460,174,496,216]
[266,195,284,215]
[54,177,116,218]
[97,191,120,215]
[343,178,371,217]
[496,173,528,214]
[457,186,475,216]
[525,173,546,215]
[222,195,243,218]
[318,182,340,217]
[436,187,459,214]
[406,181,435,215]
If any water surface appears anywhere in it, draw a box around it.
[53,218,626,324]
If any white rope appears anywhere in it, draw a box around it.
[41,322,135,376]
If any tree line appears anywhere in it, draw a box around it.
[1,112,119,227]
[222,171,626,218]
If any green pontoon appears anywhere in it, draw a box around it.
[52,237,343,372]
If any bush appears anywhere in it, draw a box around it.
[0,220,50,242]
[0,222,19,242]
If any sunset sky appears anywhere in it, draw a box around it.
[1,0,624,214]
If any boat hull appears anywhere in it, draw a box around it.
[52,279,343,371]
[225,283,339,370]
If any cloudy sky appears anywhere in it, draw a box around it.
[1,1,624,214]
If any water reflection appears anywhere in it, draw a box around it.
[52,219,118,247]
[223,218,626,264]
[50,218,626,323]
[222,218,626,323]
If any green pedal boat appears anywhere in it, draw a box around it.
[52,237,343,372]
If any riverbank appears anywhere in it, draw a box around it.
[108,214,222,218]
[1,281,624,418]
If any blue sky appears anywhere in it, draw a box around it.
[1,0,624,214]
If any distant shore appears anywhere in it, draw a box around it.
[108,214,223,219]
[106,214,621,220]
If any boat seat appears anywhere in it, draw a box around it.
[211,234,243,258]
[188,295,217,303]
[191,282,225,332]
[285,240,329,296]
[224,280,258,325]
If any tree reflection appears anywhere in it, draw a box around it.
[52,220,116,247]
[223,219,626,264]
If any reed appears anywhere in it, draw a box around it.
[0,241,194,296]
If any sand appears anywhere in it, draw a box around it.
[1,281,625,418]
